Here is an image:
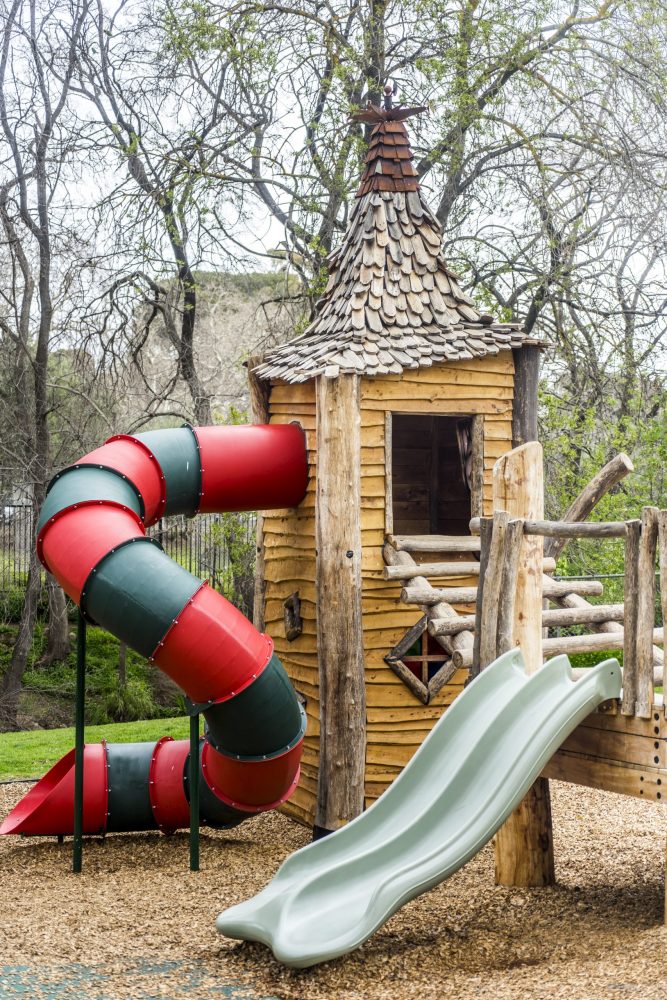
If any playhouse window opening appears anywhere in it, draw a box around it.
[391,414,473,536]
[402,632,447,683]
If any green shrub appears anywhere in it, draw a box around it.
[568,650,624,669]
[0,586,49,624]
[17,626,183,727]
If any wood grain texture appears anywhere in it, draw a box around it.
[660,511,667,667]
[511,344,540,448]
[471,414,485,519]
[636,507,659,718]
[497,518,524,655]
[264,382,318,825]
[471,518,627,538]
[621,520,641,716]
[479,510,509,668]
[542,751,665,802]
[492,442,553,889]
[315,374,366,830]
[492,443,544,672]
[472,518,492,679]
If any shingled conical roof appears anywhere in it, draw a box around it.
[254,101,531,384]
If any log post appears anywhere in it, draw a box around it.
[659,512,667,926]
[492,445,544,670]
[471,518,493,679]
[496,519,524,655]
[247,356,271,631]
[479,511,509,669]
[512,345,541,448]
[659,511,667,639]
[315,374,366,835]
[621,520,641,717]
[636,507,659,718]
[492,442,554,887]
[543,453,634,562]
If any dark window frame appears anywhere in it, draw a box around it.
[384,411,484,537]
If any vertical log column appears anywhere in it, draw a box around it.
[658,511,667,926]
[621,520,641,716]
[635,507,659,718]
[315,374,366,836]
[511,344,540,448]
[493,442,554,887]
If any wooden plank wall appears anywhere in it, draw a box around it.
[359,355,515,806]
[265,355,515,824]
[264,381,319,824]
[542,707,667,802]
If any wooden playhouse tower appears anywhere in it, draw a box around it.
[248,98,544,835]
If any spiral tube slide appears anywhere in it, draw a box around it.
[0,424,309,837]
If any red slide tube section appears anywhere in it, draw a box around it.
[151,582,273,704]
[148,737,191,833]
[79,436,166,525]
[202,741,302,813]
[195,424,308,513]
[0,744,108,837]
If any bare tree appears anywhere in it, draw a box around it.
[0,0,90,727]
[74,0,277,424]
[163,2,667,355]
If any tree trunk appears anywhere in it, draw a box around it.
[0,545,42,731]
[35,576,71,668]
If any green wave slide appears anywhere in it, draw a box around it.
[216,650,621,967]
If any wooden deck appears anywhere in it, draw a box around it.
[542,701,667,803]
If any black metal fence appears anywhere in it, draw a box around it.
[148,512,257,615]
[0,504,33,590]
[0,503,257,613]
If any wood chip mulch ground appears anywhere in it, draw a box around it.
[1,780,666,999]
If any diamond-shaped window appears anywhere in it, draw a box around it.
[385,616,457,705]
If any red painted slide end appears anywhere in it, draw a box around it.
[0,744,108,836]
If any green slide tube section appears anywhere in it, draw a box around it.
[105,742,158,833]
[83,539,304,760]
[102,740,249,832]
[81,541,202,657]
[38,467,143,532]
[204,653,305,758]
[135,426,201,516]
[216,651,622,968]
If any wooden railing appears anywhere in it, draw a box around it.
[469,508,667,718]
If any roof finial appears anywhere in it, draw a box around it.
[350,93,426,126]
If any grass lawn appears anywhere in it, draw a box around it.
[0,716,191,781]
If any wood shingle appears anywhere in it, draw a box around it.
[255,104,539,384]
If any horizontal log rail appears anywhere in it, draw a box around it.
[387,534,481,553]
[428,602,626,638]
[384,556,556,581]
[403,578,603,607]
[469,517,627,539]
[452,628,665,669]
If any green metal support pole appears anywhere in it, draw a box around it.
[189,713,200,872]
[73,609,86,873]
